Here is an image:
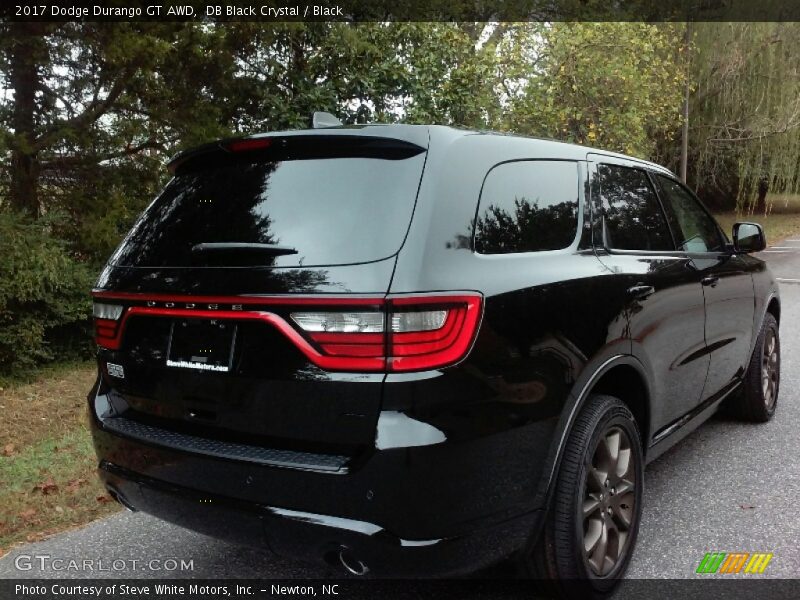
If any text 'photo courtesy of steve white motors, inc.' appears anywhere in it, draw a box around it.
[15,4,345,18]
[13,583,341,597]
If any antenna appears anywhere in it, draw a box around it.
[312,111,343,129]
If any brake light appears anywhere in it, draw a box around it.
[92,302,124,350]
[226,138,272,152]
[387,296,482,372]
[291,294,482,372]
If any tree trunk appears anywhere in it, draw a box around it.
[7,23,47,216]
[679,22,692,184]
[756,177,769,214]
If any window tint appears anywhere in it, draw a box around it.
[655,175,725,253]
[110,154,426,268]
[599,165,673,251]
[474,161,579,254]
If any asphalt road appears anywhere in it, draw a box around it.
[2,243,799,584]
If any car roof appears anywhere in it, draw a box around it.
[168,123,675,178]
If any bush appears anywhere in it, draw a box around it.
[0,211,94,375]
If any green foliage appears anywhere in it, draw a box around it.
[501,23,686,158]
[689,23,800,210]
[0,212,94,373]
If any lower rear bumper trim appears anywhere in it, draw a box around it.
[100,414,349,473]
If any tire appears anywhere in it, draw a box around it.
[729,313,780,423]
[517,394,644,599]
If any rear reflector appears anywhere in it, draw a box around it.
[90,292,482,372]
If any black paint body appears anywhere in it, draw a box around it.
[89,125,779,576]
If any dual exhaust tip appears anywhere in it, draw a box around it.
[334,546,369,576]
[107,487,137,512]
[108,486,368,576]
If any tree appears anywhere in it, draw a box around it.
[499,23,686,159]
[688,23,800,211]
[0,22,245,259]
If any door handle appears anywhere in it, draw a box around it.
[701,276,720,287]
[627,285,655,299]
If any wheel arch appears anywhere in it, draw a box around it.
[766,294,780,324]
[535,354,652,509]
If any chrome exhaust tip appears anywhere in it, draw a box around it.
[338,547,369,576]
[107,487,137,512]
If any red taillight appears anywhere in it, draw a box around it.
[291,294,483,372]
[90,292,483,372]
[93,302,124,350]
[388,296,481,372]
[226,138,272,152]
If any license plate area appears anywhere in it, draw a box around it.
[166,319,237,372]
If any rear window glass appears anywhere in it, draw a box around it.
[111,152,426,268]
[474,160,580,254]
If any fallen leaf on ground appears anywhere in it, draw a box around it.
[33,478,59,495]
[18,509,37,520]
[96,495,112,504]
[65,478,87,493]
[2,443,14,456]
[54,506,64,513]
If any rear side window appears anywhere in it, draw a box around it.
[654,175,725,253]
[474,160,579,254]
[110,147,426,268]
[598,165,673,251]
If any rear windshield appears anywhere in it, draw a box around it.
[111,150,426,268]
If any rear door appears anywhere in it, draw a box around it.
[652,174,755,400]
[587,158,709,435]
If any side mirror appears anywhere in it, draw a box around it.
[733,222,766,253]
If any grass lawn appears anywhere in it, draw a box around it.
[713,193,800,244]
[0,361,120,556]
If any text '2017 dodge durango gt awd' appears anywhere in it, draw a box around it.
[88,121,780,598]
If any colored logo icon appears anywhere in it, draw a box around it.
[696,552,773,574]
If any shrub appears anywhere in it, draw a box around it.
[0,211,94,374]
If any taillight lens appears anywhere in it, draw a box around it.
[291,294,482,372]
[290,312,385,333]
[92,303,123,320]
[387,295,482,372]
[92,302,124,349]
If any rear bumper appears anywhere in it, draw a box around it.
[89,375,553,576]
[98,461,542,577]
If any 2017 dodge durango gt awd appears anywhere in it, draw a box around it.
[88,123,780,597]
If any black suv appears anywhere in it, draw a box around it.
[89,124,780,596]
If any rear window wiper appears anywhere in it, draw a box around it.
[191,243,298,256]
